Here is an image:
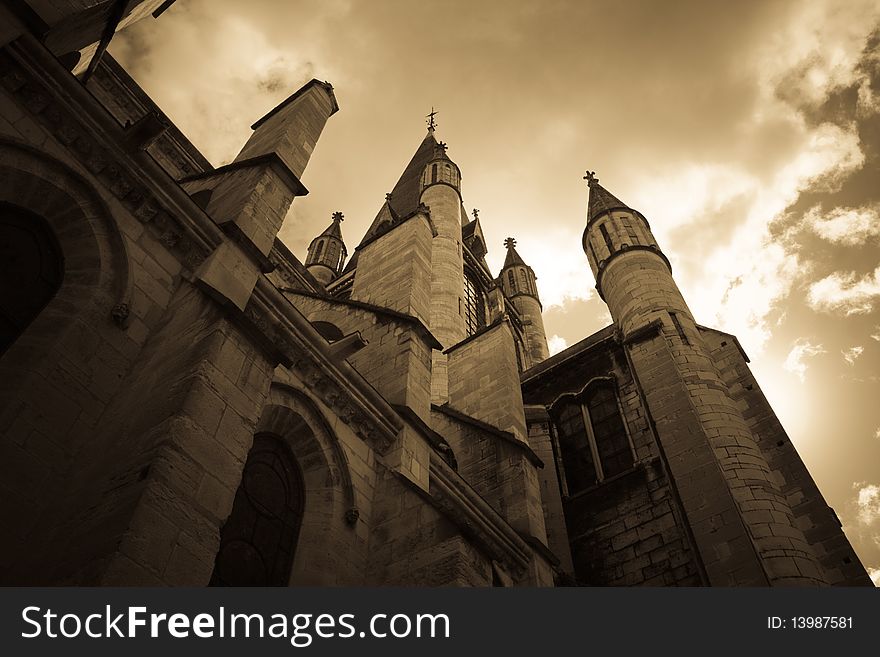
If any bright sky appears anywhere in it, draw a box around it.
[111,0,880,585]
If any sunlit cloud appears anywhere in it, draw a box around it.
[874,427,880,441]
[111,6,345,165]
[842,345,864,365]
[547,334,568,356]
[854,482,880,527]
[511,231,594,309]
[871,326,880,342]
[807,266,880,316]
[869,567,880,587]
[802,205,880,246]
[783,339,825,381]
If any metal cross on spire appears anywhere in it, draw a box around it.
[426,107,439,132]
[332,211,344,222]
[472,208,479,221]
[504,237,516,250]
[583,170,599,187]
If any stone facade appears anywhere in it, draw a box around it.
[0,2,871,587]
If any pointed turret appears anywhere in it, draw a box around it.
[500,237,548,365]
[580,171,826,586]
[581,171,663,300]
[306,211,347,285]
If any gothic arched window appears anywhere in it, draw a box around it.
[210,433,305,586]
[519,269,530,294]
[550,380,634,495]
[462,272,486,336]
[313,239,324,261]
[0,204,63,356]
[507,269,516,292]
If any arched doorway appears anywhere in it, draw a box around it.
[210,433,305,586]
[0,203,64,357]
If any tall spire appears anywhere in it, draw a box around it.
[584,170,632,222]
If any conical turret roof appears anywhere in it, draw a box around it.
[585,171,632,222]
[316,211,345,241]
[502,237,527,269]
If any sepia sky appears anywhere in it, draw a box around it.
[110,0,880,584]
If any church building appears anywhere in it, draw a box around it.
[0,0,871,586]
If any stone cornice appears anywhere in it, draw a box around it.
[0,35,224,272]
[246,277,402,454]
[426,453,533,578]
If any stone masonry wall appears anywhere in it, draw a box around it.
[595,241,827,585]
[33,282,274,585]
[350,215,434,327]
[366,466,492,586]
[446,320,527,442]
[521,340,701,585]
[701,328,873,586]
[430,409,548,544]
[512,293,549,367]
[288,293,433,423]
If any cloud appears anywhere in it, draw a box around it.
[802,205,880,245]
[806,266,880,316]
[842,345,864,365]
[547,334,568,356]
[502,229,594,309]
[849,483,880,567]
[871,326,880,341]
[783,339,825,381]
[854,482,880,527]
[869,567,880,587]
[874,427,880,441]
[111,6,333,165]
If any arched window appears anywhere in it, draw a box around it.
[431,163,438,183]
[507,269,516,291]
[311,320,344,342]
[210,434,305,586]
[313,239,324,261]
[0,204,63,356]
[519,269,530,294]
[550,380,634,495]
[462,272,486,336]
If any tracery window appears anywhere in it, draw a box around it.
[210,434,305,586]
[550,380,634,494]
[462,272,486,336]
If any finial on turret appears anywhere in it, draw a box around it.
[385,192,393,202]
[437,141,448,154]
[426,107,438,132]
[332,211,344,222]
[584,170,599,187]
[472,208,479,221]
[504,237,516,250]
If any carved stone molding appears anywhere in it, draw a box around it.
[0,42,213,274]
